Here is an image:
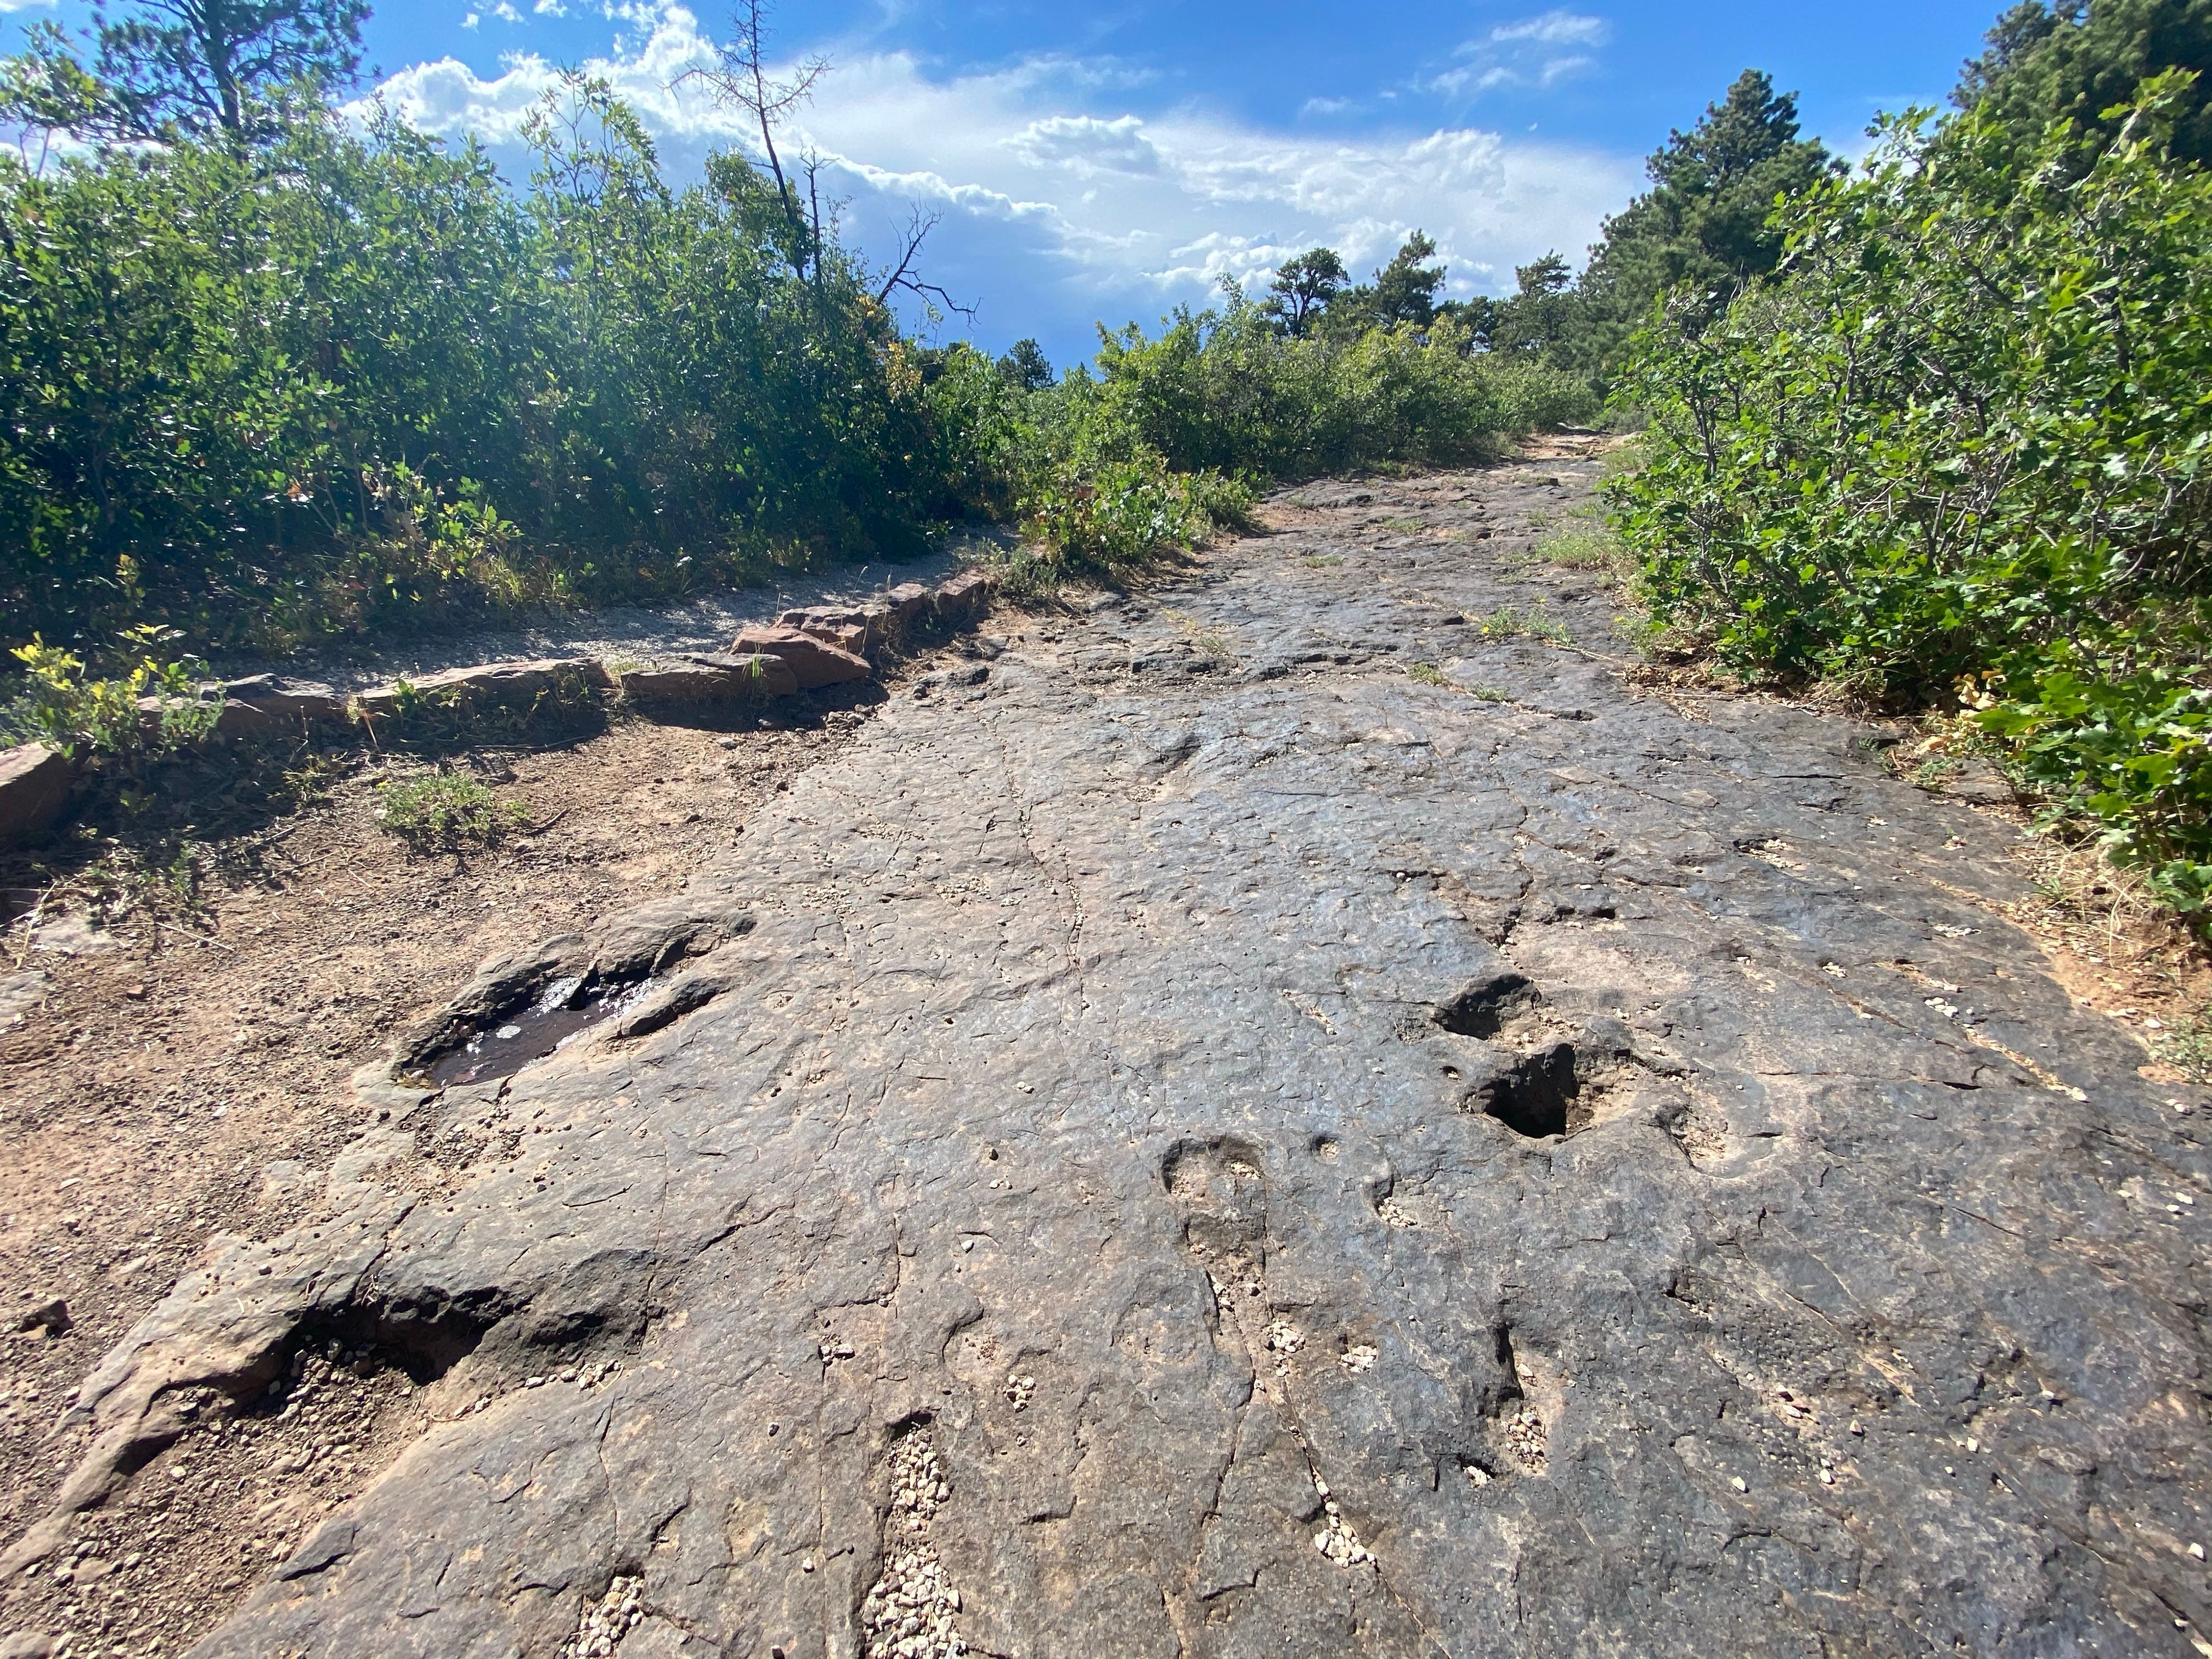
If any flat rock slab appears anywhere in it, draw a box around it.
[31,467,2212,1659]
[729,628,872,690]
[620,655,800,703]
[0,743,71,846]
[354,657,611,716]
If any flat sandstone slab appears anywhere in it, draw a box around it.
[32,466,2212,1659]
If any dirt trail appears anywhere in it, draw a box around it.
[2,452,2208,1659]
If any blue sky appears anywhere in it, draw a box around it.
[4,0,2008,366]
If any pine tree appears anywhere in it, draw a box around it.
[1568,70,1837,380]
[0,0,366,143]
[1954,0,2212,167]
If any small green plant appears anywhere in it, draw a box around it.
[375,773,530,851]
[1300,554,1344,569]
[1476,605,1572,645]
[1526,511,1635,584]
[4,628,216,761]
[1192,631,1234,661]
[1407,662,1513,700]
[32,839,210,930]
[1380,516,1426,533]
[1908,753,1963,790]
[281,753,351,811]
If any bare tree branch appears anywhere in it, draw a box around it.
[676,0,823,274]
[873,207,974,319]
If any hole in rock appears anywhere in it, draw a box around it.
[427,973,658,1088]
[1434,972,1540,1040]
[1474,1042,1579,1138]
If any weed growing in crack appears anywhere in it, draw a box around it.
[1524,508,1635,585]
[376,774,529,852]
[1476,605,1572,645]
[1300,554,1344,569]
[1407,663,1513,701]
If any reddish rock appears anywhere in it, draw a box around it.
[209,698,285,737]
[727,628,871,690]
[933,569,991,620]
[776,606,879,657]
[622,654,800,702]
[355,657,610,718]
[218,675,348,723]
[0,744,72,847]
[884,582,933,623]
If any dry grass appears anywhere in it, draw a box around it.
[2005,832,2212,1082]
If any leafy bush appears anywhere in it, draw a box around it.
[1611,75,2212,913]
[972,287,1592,589]
[375,773,529,850]
[3,628,216,760]
[0,80,958,662]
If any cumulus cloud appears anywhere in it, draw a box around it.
[360,2,1639,347]
[1007,115,1163,176]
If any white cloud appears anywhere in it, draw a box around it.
[461,11,481,27]
[1299,96,1355,119]
[360,5,1639,349]
[490,0,522,20]
[1488,11,1608,47]
[0,0,57,12]
[534,0,567,14]
[1007,115,1163,176]
[1429,9,1609,99]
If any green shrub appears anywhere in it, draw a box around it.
[2,627,216,760]
[375,773,529,850]
[978,288,1589,589]
[0,79,958,660]
[1611,75,2212,915]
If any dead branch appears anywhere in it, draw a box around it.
[874,207,974,318]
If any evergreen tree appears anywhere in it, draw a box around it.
[1262,247,1348,337]
[1323,231,1448,337]
[996,338,1054,392]
[1569,70,1837,379]
[1953,0,2212,167]
[0,0,367,142]
[1487,253,1580,359]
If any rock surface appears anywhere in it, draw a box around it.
[728,628,873,690]
[18,465,2212,1658]
[618,655,801,703]
[217,675,350,724]
[354,657,611,718]
[0,744,71,847]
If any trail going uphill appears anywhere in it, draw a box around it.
[16,455,2211,1659]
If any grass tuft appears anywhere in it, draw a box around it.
[376,774,530,852]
